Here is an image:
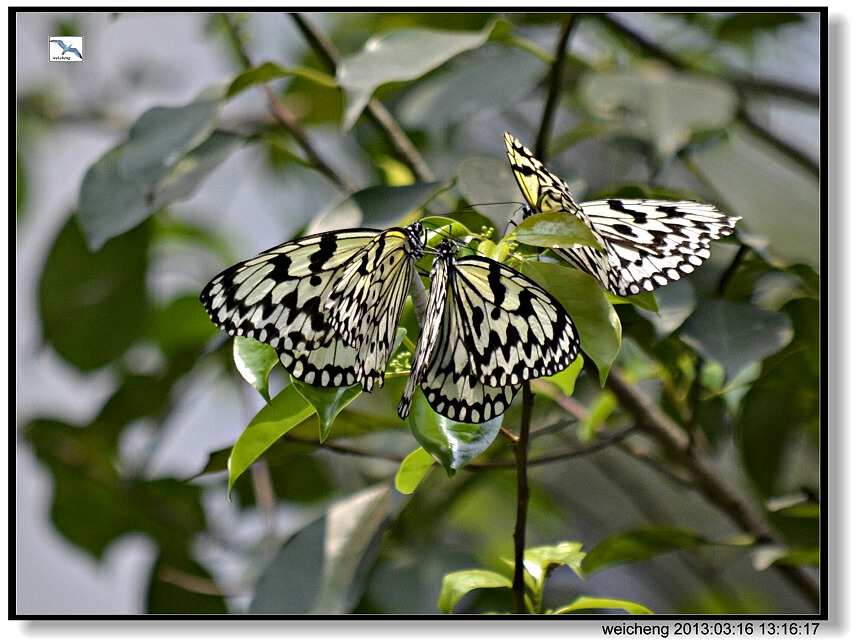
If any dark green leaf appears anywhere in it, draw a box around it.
[679,299,793,379]
[39,216,150,371]
[249,484,391,614]
[152,294,218,358]
[293,379,364,442]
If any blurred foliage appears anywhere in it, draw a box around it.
[18,11,819,615]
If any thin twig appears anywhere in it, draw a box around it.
[289,12,435,182]
[222,13,356,192]
[535,14,579,159]
[512,382,535,614]
[595,13,819,177]
[603,365,820,608]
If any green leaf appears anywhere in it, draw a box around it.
[398,42,545,132]
[580,68,736,159]
[521,261,621,385]
[552,595,654,615]
[227,62,337,97]
[751,545,819,571]
[39,216,150,371]
[395,447,436,494]
[78,84,231,249]
[338,21,503,130]
[679,299,793,380]
[608,290,660,313]
[635,279,695,338]
[293,379,364,442]
[407,389,503,474]
[311,182,447,230]
[581,526,754,576]
[228,384,314,494]
[540,355,583,397]
[151,131,243,208]
[438,569,512,614]
[507,211,603,249]
[249,483,392,614]
[152,293,218,358]
[418,216,474,246]
[233,336,279,403]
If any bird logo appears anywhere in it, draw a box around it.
[50,38,83,61]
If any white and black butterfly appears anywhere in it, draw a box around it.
[504,132,740,297]
[398,240,580,424]
[200,224,425,391]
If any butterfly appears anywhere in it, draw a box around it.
[200,223,425,391]
[398,240,580,424]
[504,132,740,297]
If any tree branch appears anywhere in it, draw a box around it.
[535,14,580,160]
[603,365,820,608]
[289,12,436,182]
[222,13,356,192]
[512,382,535,614]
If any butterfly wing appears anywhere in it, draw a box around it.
[325,224,425,390]
[200,229,380,389]
[557,199,740,296]
[504,132,739,296]
[448,256,579,388]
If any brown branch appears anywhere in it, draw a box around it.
[603,365,820,608]
[535,14,580,159]
[512,382,535,614]
[222,13,356,192]
[289,12,436,183]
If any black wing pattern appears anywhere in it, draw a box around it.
[504,132,740,296]
[200,227,423,391]
[324,223,425,389]
[398,241,579,424]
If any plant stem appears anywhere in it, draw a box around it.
[512,381,535,614]
[535,13,579,160]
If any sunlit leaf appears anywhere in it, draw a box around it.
[233,336,279,403]
[228,384,314,493]
[395,447,436,494]
[552,595,653,615]
[438,569,512,614]
[227,62,337,96]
